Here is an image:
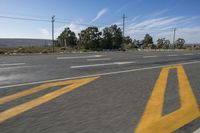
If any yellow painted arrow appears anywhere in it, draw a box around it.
[135,65,200,133]
[0,76,99,123]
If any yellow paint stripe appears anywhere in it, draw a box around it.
[135,65,200,133]
[144,108,199,132]
[135,67,169,132]
[0,76,99,123]
[177,66,199,108]
[0,77,94,105]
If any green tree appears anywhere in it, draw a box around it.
[57,27,77,48]
[163,39,170,49]
[101,25,123,49]
[144,34,153,48]
[78,27,102,50]
[121,36,135,50]
[157,38,164,49]
[175,38,185,49]
[123,36,133,44]
[157,38,170,49]
[133,39,142,48]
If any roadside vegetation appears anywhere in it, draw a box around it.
[0,46,95,55]
[56,25,187,51]
[1,24,199,54]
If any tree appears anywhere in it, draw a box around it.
[157,38,170,49]
[123,36,133,44]
[101,25,123,49]
[57,27,77,48]
[163,39,170,49]
[157,38,164,49]
[175,38,185,49]
[101,27,112,49]
[144,34,153,48]
[133,40,138,48]
[121,36,135,50]
[135,40,145,48]
[78,27,102,50]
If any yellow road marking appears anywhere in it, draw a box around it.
[0,76,99,123]
[0,77,97,105]
[135,65,200,133]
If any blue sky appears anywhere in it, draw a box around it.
[0,0,200,43]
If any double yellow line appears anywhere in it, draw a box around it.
[0,76,99,123]
[135,65,200,133]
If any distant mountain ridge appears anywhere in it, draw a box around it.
[0,38,52,47]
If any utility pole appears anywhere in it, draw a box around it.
[173,28,176,44]
[172,28,176,49]
[52,15,55,53]
[122,14,127,37]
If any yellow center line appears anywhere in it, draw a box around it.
[0,76,99,123]
[135,65,200,133]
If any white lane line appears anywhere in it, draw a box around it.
[0,66,31,70]
[87,58,111,61]
[184,53,194,56]
[57,55,104,60]
[143,55,157,58]
[0,63,26,67]
[1,60,200,89]
[193,128,200,133]
[166,54,178,57]
[70,61,135,69]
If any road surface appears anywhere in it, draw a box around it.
[0,51,200,133]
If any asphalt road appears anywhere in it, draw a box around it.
[0,51,200,133]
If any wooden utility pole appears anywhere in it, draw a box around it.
[52,15,55,52]
[122,14,127,37]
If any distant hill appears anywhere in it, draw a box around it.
[0,38,52,48]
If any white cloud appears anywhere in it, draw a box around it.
[150,9,171,18]
[68,23,86,35]
[131,16,140,22]
[116,5,128,13]
[90,8,108,23]
[39,28,50,37]
[53,15,200,43]
[125,16,200,43]
[55,19,86,38]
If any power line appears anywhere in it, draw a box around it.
[0,10,51,19]
[0,14,183,43]
[56,20,108,27]
[0,14,123,29]
[0,15,106,28]
[55,17,76,22]
[56,20,99,27]
[0,15,50,22]
[125,27,174,31]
